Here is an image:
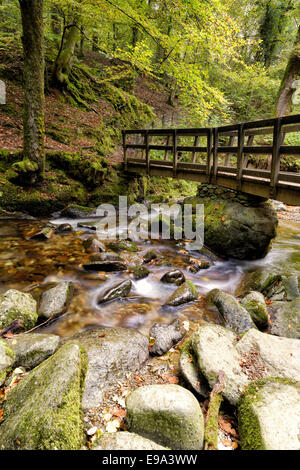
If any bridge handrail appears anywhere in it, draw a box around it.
[122,114,300,201]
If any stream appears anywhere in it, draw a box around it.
[0,215,299,338]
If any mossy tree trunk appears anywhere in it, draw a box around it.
[276,26,300,117]
[19,0,45,180]
[53,24,80,86]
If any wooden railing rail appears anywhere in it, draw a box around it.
[122,115,300,206]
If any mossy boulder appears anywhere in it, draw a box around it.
[92,432,166,450]
[38,282,73,319]
[0,341,87,450]
[238,378,300,450]
[207,288,256,334]
[240,291,268,330]
[165,281,198,306]
[126,384,204,450]
[0,289,37,331]
[0,339,15,387]
[129,265,150,280]
[179,340,210,398]
[268,298,300,339]
[107,239,138,252]
[60,204,96,218]
[66,327,149,410]
[184,190,277,260]
[186,325,300,405]
[7,333,60,369]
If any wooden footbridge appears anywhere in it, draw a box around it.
[122,114,300,206]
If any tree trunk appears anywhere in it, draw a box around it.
[19,0,45,180]
[53,25,79,86]
[276,26,300,117]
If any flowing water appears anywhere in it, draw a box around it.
[0,215,299,337]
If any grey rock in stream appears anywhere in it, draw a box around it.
[38,281,73,319]
[92,432,166,450]
[83,260,127,272]
[126,384,204,450]
[0,339,15,386]
[149,320,185,356]
[0,341,87,450]
[165,281,198,306]
[107,240,138,252]
[0,289,37,331]
[268,297,300,339]
[67,327,149,410]
[240,291,268,329]
[97,279,132,303]
[130,265,150,280]
[7,333,60,369]
[161,269,185,286]
[183,324,300,405]
[238,378,300,450]
[207,288,256,334]
[83,236,106,253]
[27,226,54,241]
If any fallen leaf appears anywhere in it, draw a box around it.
[0,408,3,421]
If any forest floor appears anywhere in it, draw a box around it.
[0,49,179,164]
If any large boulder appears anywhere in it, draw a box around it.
[207,289,256,334]
[92,432,166,450]
[97,280,132,303]
[38,282,73,319]
[183,324,300,405]
[7,333,60,369]
[238,378,300,450]
[0,339,15,386]
[67,327,149,410]
[268,298,300,339]
[184,186,277,260]
[0,289,37,331]
[0,341,87,450]
[126,384,204,450]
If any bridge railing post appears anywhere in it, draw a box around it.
[173,129,178,178]
[237,124,245,191]
[145,130,150,176]
[122,131,127,172]
[270,117,282,199]
[207,129,213,182]
[212,128,219,184]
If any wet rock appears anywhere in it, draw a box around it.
[179,340,210,398]
[97,279,132,303]
[0,339,15,386]
[282,275,300,300]
[143,250,157,263]
[60,204,96,218]
[67,327,149,410]
[7,333,60,369]
[38,281,73,319]
[235,270,281,297]
[188,260,210,273]
[56,223,73,233]
[27,227,54,241]
[160,269,185,286]
[270,200,287,211]
[77,221,98,231]
[240,291,268,329]
[126,384,204,450]
[207,288,256,334]
[83,236,106,253]
[130,265,150,280]
[83,260,127,272]
[0,341,87,450]
[90,252,123,262]
[238,378,300,450]
[188,324,300,405]
[107,240,138,252]
[165,281,198,306]
[184,191,277,260]
[268,298,300,339]
[0,289,37,331]
[149,320,185,356]
[92,432,166,450]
